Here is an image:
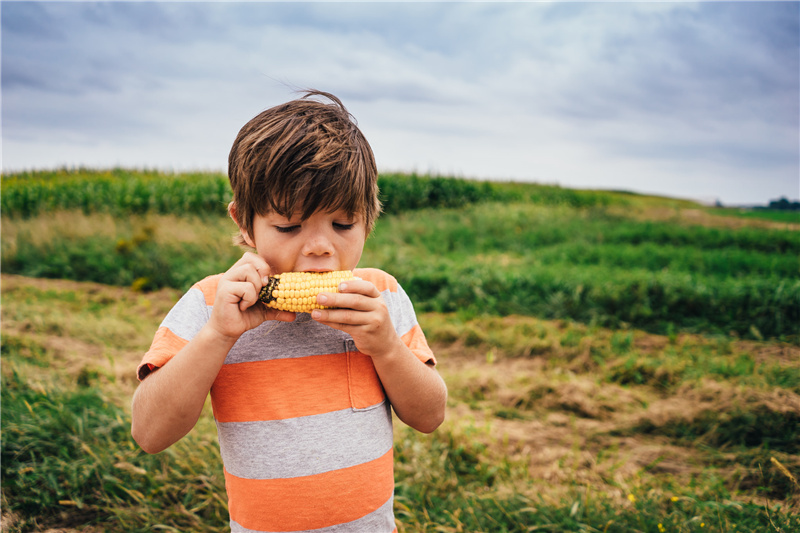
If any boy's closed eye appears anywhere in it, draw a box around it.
[275,222,355,233]
[275,225,301,233]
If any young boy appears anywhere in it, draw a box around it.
[131,91,447,532]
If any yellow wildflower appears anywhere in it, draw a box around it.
[627,494,636,503]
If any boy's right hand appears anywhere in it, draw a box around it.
[207,252,296,340]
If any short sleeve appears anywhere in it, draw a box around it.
[355,268,436,366]
[137,279,215,380]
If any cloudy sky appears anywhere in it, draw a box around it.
[2,1,798,205]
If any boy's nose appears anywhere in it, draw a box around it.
[302,234,334,256]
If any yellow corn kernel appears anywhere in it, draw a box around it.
[259,270,356,313]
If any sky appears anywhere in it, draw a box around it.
[2,1,798,206]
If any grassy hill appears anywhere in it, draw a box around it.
[2,169,798,531]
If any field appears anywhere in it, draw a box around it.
[2,169,799,532]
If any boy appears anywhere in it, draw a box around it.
[131,91,447,533]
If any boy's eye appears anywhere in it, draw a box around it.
[275,225,300,233]
[333,222,355,230]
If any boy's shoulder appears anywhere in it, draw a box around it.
[187,273,225,306]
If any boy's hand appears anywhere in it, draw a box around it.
[312,278,448,435]
[208,252,296,340]
[310,279,401,358]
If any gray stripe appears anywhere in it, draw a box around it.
[229,495,395,533]
[224,313,352,365]
[217,402,393,480]
[381,285,418,338]
[224,284,421,366]
[159,287,209,341]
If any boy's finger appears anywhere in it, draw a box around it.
[233,252,271,280]
[311,307,360,326]
[315,291,373,311]
[226,263,267,289]
[336,279,379,297]
[236,283,261,312]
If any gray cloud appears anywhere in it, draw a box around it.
[2,1,797,204]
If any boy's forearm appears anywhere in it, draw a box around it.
[372,342,447,434]
[131,326,237,453]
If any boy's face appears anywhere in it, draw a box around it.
[242,207,367,275]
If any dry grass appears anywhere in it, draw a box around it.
[611,203,800,232]
[423,311,800,516]
[3,274,799,531]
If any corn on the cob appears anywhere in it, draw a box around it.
[259,270,356,313]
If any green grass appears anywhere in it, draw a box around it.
[363,203,799,340]
[2,275,799,532]
[711,207,800,225]
[1,374,228,531]
[3,185,798,340]
[2,169,799,530]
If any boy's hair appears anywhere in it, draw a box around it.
[228,90,381,243]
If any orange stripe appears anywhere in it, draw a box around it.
[354,268,398,293]
[226,448,394,531]
[348,352,385,409]
[138,327,189,380]
[401,324,436,366]
[195,274,222,306]
[212,352,384,423]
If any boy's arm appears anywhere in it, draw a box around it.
[131,327,238,453]
[312,280,447,434]
[131,253,295,453]
[363,339,447,434]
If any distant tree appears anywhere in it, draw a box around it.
[768,197,800,211]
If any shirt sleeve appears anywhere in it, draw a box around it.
[137,284,212,380]
[393,283,436,366]
[357,268,436,366]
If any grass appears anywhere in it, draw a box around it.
[2,170,799,531]
[3,203,798,340]
[2,275,799,532]
[711,207,800,225]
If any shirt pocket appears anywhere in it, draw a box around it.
[345,339,386,411]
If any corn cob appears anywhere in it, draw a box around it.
[259,270,356,313]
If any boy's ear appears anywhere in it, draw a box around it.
[228,202,257,249]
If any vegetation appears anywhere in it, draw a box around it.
[2,169,798,341]
[767,197,800,211]
[0,168,622,219]
[2,169,798,531]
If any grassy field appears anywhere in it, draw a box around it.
[2,170,799,532]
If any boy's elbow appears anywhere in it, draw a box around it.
[133,437,160,455]
[415,408,446,434]
[131,423,166,455]
[416,384,447,433]
[417,418,444,435]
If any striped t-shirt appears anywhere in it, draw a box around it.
[137,268,435,533]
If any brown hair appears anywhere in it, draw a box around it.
[228,90,381,244]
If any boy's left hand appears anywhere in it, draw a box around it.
[312,277,447,434]
[310,279,400,359]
